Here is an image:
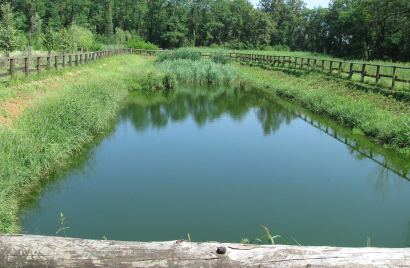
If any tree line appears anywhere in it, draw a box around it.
[0,0,409,61]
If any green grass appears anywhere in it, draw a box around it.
[0,54,165,233]
[237,64,410,152]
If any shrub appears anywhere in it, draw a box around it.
[68,25,94,52]
[127,38,159,50]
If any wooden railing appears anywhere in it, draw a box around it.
[3,49,410,91]
[0,48,161,78]
[224,53,410,90]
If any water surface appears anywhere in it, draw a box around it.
[22,87,410,247]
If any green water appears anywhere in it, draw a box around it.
[22,87,410,247]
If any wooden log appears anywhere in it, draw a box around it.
[1,235,410,268]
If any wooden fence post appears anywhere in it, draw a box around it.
[62,54,66,67]
[300,58,304,69]
[36,57,41,74]
[321,60,325,71]
[338,62,342,77]
[375,65,380,84]
[329,61,333,74]
[361,64,366,82]
[24,57,29,76]
[75,55,78,66]
[391,66,397,89]
[349,63,354,79]
[46,56,51,70]
[54,55,58,69]
[68,55,72,66]
[8,58,14,75]
[80,54,83,64]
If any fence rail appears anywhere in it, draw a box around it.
[221,52,410,90]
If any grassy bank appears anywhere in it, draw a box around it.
[0,55,167,233]
[237,64,410,152]
[194,47,410,92]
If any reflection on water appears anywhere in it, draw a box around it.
[22,86,410,247]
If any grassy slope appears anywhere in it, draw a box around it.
[237,64,410,151]
[0,55,153,233]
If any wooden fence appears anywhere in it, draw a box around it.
[0,48,160,78]
[2,48,410,90]
[223,53,410,90]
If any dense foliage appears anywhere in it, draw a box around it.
[0,0,409,60]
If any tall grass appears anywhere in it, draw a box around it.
[155,48,237,85]
[156,48,202,62]
[158,59,237,85]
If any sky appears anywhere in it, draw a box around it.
[250,0,330,8]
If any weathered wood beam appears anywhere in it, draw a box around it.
[1,234,410,267]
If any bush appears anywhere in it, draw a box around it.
[127,38,159,50]
[68,25,94,51]
[156,48,201,62]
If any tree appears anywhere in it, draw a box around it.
[68,24,94,52]
[43,26,58,55]
[0,3,18,57]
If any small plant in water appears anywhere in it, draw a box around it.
[366,236,371,247]
[56,212,70,237]
[257,225,282,245]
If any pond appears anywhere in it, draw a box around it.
[21,86,410,248]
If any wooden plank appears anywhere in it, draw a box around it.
[1,235,410,268]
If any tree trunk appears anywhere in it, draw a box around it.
[1,235,410,268]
